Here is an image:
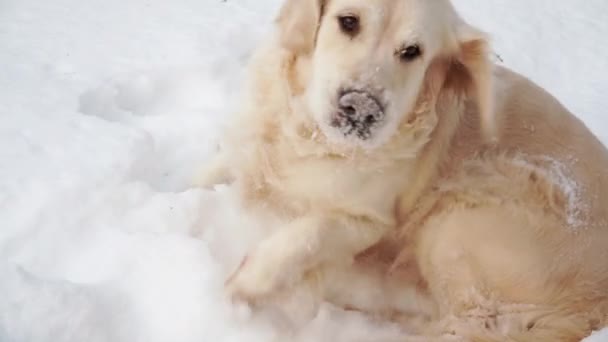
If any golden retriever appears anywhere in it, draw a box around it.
[199,0,608,340]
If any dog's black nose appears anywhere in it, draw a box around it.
[337,90,384,128]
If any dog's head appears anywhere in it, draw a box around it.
[276,0,494,150]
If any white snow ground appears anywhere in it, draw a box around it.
[1,0,607,341]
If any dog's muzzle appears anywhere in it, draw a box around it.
[330,90,385,140]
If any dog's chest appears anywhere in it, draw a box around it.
[273,156,408,222]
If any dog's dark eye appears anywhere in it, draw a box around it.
[338,15,360,36]
[398,45,422,62]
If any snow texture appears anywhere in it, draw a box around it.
[1,0,607,341]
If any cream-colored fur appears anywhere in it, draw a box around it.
[390,66,608,340]
[198,0,608,340]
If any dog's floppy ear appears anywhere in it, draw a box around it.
[451,23,497,143]
[275,0,325,54]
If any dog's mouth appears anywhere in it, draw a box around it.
[329,89,386,140]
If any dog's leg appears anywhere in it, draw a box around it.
[225,215,388,302]
[234,262,436,334]
[318,263,437,332]
[319,263,433,317]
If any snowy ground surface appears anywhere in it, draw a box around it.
[1,0,608,341]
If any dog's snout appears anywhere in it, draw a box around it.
[331,90,385,140]
[338,91,384,123]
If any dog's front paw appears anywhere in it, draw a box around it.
[225,243,302,303]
